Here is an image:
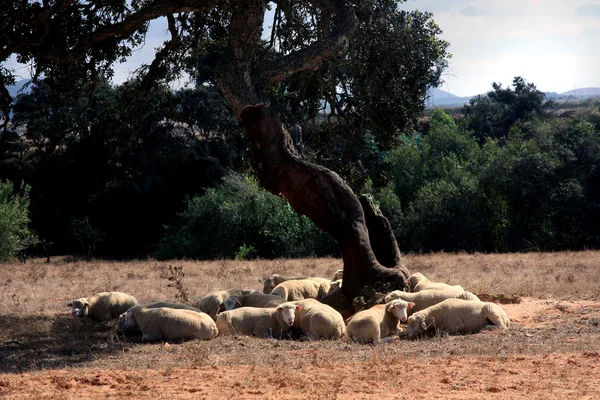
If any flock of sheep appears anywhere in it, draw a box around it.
[67,270,510,344]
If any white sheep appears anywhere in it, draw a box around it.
[384,289,480,315]
[220,292,286,311]
[270,277,332,301]
[68,292,138,322]
[332,269,344,281]
[408,272,463,292]
[215,304,300,338]
[198,289,257,319]
[347,300,414,344]
[117,302,203,333]
[121,305,218,341]
[262,274,306,294]
[285,299,346,340]
[405,299,510,337]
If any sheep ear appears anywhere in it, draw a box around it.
[295,305,303,312]
[387,305,395,312]
[276,306,283,312]
[235,299,242,307]
[408,302,415,309]
[83,303,90,308]
[218,303,225,311]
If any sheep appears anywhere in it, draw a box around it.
[405,299,510,337]
[332,269,344,281]
[270,277,332,301]
[262,274,306,294]
[384,289,480,315]
[198,289,257,319]
[347,300,414,344]
[408,272,463,292]
[117,302,203,333]
[68,291,138,322]
[146,302,203,312]
[327,279,343,296]
[120,305,218,341]
[220,292,286,311]
[285,299,346,340]
[215,304,300,338]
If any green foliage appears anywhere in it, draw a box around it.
[375,107,600,252]
[0,181,37,261]
[463,77,549,143]
[156,173,337,260]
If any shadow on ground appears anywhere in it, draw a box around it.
[0,314,143,373]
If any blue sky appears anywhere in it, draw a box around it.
[5,0,600,97]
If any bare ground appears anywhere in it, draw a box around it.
[1,252,600,399]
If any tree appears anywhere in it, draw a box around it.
[463,76,550,143]
[0,180,36,261]
[1,0,449,309]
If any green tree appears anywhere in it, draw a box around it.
[0,181,36,261]
[1,0,451,304]
[463,76,550,143]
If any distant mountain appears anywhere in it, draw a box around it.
[6,79,31,99]
[426,87,472,106]
[558,87,600,99]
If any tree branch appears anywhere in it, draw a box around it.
[258,0,357,86]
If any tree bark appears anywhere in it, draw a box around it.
[239,105,408,310]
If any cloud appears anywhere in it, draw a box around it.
[459,6,485,17]
[577,3,600,18]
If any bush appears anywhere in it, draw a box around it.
[156,173,337,259]
[0,181,37,261]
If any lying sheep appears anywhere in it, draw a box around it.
[406,299,510,337]
[408,272,463,292]
[347,300,414,344]
[68,292,138,322]
[384,289,480,315]
[332,269,344,281]
[271,278,332,301]
[327,279,343,296]
[117,302,203,333]
[216,304,300,338]
[198,289,257,319]
[263,275,306,294]
[120,305,218,341]
[220,292,286,311]
[285,299,345,340]
[147,302,203,312]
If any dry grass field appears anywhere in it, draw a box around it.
[1,251,600,399]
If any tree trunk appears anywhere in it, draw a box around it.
[239,104,408,311]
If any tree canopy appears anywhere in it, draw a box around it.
[1,0,452,306]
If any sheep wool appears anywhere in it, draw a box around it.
[270,278,332,301]
[347,300,414,344]
[216,305,299,338]
[125,305,218,341]
[384,289,480,315]
[68,291,138,322]
[406,299,510,337]
[287,299,346,340]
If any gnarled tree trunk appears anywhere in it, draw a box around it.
[237,105,408,311]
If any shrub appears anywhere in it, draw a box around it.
[156,173,337,259]
[0,181,37,261]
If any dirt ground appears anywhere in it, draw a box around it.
[1,255,600,399]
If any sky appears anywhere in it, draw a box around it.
[4,0,600,97]
[398,0,600,96]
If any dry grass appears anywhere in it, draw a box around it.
[1,251,599,375]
